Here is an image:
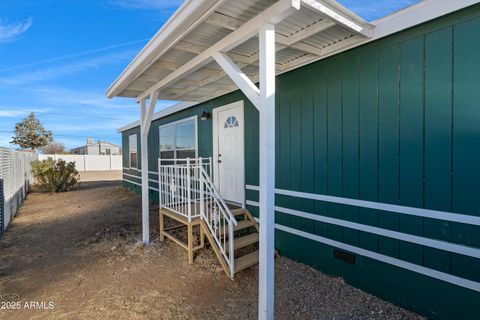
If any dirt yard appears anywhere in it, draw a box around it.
[0,178,423,319]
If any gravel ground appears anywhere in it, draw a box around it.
[0,178,424,319]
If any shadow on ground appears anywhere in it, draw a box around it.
[0,179,423,320]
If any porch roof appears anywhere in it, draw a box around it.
[107,0,478,105]
[106,0,374,103]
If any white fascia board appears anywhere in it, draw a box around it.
[117,101,197,133]
[106,0,220,98]
[276,0,480,78]
[371,0,480,39]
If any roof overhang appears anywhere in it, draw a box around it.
[107,0,373,103]
[110,0,480,122]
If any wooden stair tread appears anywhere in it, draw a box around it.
[226,232,259,252]
[234,250,259,273]
[235,220,256,230]
[220,220,256,235]
[231,208,247,216]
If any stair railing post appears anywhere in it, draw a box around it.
[199,168,204,220]
[186,158,191,222]
[209,156,212,179]
[229,220,235,278]
[158,158,162,209]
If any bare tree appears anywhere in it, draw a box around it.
[40,141,66,154]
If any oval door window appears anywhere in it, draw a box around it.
[224,116,239,128]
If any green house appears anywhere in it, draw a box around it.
[108,1,480,319]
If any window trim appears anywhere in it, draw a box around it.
[159,116,198,163]
[128,133,138,169]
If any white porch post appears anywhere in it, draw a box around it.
[258,22,276,320]
[140,91,158,244]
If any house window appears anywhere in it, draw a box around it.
[159,118,196,163]
[129,134,137,168]
[105,149,111,155]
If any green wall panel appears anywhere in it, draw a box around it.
[358,49,379,252]
[424,27,453,273]
[452,17,480,282]
[326,60,343,242]
[299,74,316,234]
[399,37,424,265]
[312,65,329,238]
[341,56,360,246]
[378,44,400,258]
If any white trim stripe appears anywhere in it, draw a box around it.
[247,199,480,258]
[276,224,480,293]
[245,185,480,226]
[123,172,158,184]
[123,177,159,192]
[245,200,480,293]
[123,172,141,179]
[277,206,480,259]
[123,168,160,176]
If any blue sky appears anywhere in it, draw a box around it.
[0,0,418,150]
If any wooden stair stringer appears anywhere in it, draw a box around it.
[201,220,231,278]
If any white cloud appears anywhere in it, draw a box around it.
[0,18,32,43]
[29,86,137,110]
[109,0,183,10]
[0,38,148,73]
[28,86,176,113]
[0,107,51,118]
[0,50,136,85]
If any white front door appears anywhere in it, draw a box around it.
[213,101,244,204]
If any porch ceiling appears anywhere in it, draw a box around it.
[106,0,372,103]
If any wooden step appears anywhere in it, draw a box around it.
[231,208,247,216]
[220,220,256,235]
[226,232,259,252]
[235,220,256,231]
[234,250,259,273]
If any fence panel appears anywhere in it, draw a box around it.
[0,148,36,236]
[38,154,122,171]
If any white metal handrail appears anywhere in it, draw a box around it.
[158,157,238,277]
[199,165,237,278]
[158,157,212,221]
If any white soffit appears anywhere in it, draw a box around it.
[107,0,372,102]
[107,0,480,105]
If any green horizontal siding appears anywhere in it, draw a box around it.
[121,4,480,320]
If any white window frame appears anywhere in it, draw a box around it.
[128,134,138,169]
[159,116,198,163]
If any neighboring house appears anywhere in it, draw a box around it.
[107,1,480,320]
[70,138,121,155]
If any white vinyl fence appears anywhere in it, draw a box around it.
[0,148,36,236]
[38,154,122,171]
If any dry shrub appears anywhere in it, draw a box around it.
[32,158,79,193]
